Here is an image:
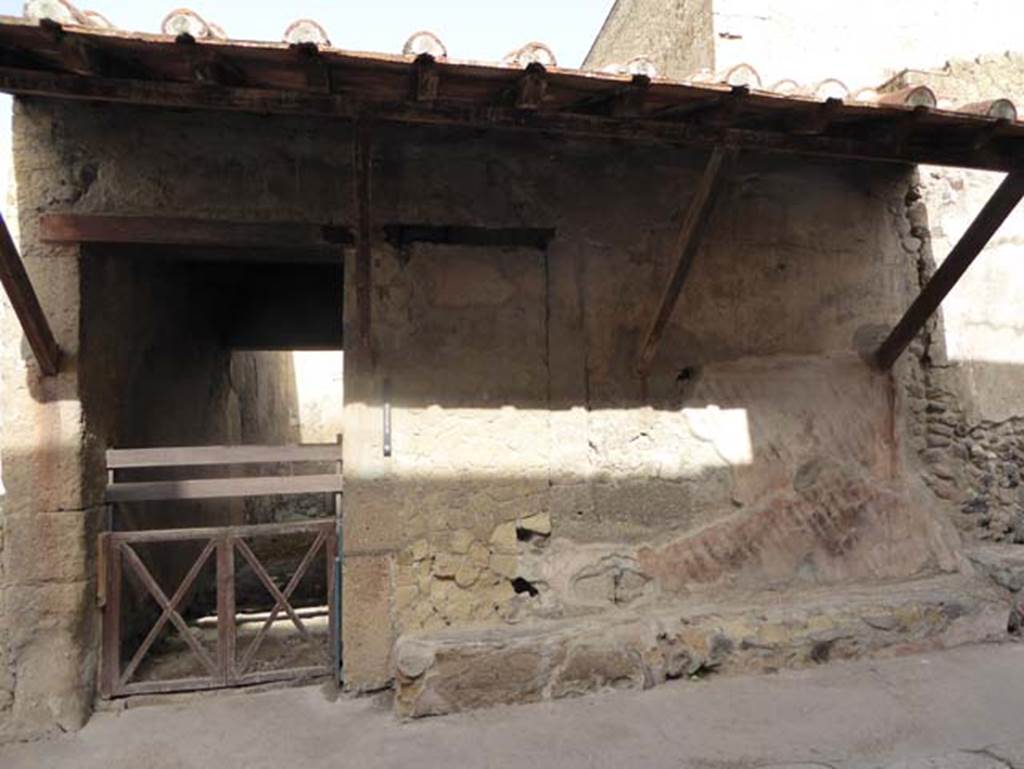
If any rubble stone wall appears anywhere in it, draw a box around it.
[892,56,1024,544]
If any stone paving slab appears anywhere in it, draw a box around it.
[1,642,1022,769]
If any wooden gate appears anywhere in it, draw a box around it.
[99,445,342,698]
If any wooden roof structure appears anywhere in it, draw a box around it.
[0,14,1022,378]
[0,16,1021,172]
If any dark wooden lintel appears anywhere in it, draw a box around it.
[873,171,1024,370]
[636,146,737,376]
[382,224,555,250]
[0,213,60,375]
[40,213,351,248]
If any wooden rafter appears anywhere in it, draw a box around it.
[636,147,737,376]
[873,171,1024,370]
[0,212,60,375]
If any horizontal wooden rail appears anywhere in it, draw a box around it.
[105,474,343,503]
[106,444,343,469]
[108,520,333,544]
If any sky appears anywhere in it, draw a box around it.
[0,0,614,200]
[0,1,612,66]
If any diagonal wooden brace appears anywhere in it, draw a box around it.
[873,171,1024,370]
[0,212,60,375]
[635,146,737,376]
[120,540,216,686]
[122,544,219,677]
[235,536,323,671]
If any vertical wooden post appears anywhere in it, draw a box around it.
[331,433,343,686]
[217,534,236,685]
[353,120,372,351]
[100,539,122,698]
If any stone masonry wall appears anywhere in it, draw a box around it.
[583,0,714,77]
[892,55,1024,544]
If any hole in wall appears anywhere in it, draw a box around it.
[676,367,697,384]
[515,526,549,544]
[510,577,540,597]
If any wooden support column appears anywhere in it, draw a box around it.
[353,120,373,350]
[635,146,736,376]
[873,172,1024,370]
[0,212,60,375]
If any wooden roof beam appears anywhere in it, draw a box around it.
[515,63,547,110]
[175,33,247,87]
[564,75,650,117]
[873,171,1024,370]
[413,53,439,102]
[653,85,749,123]
[0,212,60,375]
[40,19,151,80]
[790,97,843,135]
[636,146,737,376]
[611,75,651,118]
[0,66,1020,172]
[292,41,331,93]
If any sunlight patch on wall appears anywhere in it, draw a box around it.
[292,351,344,443]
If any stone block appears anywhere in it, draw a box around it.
[966,545,1024,593]
[342,554,394,692]
[394,574,1008,718]
[2,509,100,586]
[490,522,517,555]
[518,513,551,536]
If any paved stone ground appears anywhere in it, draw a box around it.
[3,642,1023,769]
